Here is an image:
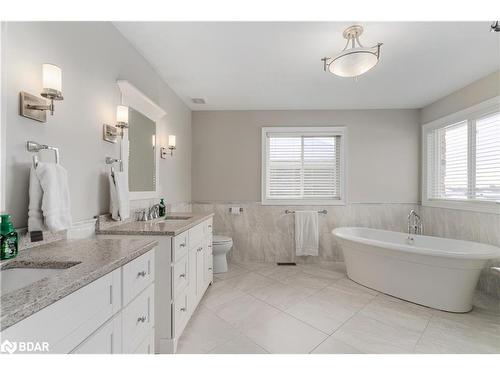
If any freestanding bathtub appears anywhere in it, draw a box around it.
[332,227,500,312]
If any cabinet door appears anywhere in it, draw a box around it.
[195,244,205,301]
[72,313,122,354]
[205,237,213,286]
[187,247,197,315]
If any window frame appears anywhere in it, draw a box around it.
[261,126,347,206]
[422,96,500,214]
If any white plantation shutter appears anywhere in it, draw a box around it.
[427,121,468,200]
[475,112,500,201]
[425,106,500,206]
[264,128,345,203]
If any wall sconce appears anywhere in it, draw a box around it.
[115,105,129,137]
[20,63,64,123]
[160,135,176,158]
[168,135,176,156]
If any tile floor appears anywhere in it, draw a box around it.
[176,262,500,354]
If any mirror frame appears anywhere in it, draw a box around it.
[117,80,167,200]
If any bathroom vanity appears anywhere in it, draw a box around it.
[0,238,157,354]
[97,212,214,353]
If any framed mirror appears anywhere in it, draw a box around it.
[117,80,166,200]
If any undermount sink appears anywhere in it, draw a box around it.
[164,216,192,222]
[1,261,80,294]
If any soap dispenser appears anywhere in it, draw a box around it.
[159,199,166,217]
[1,214,18,260]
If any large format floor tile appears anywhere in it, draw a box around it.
[242,312,328,353]
[209,335,268,354]
[176,309,240,354]
[177,262,500,354]
[330,314,422,353]
[249,281,314,310]
[212,294,282,331]
[360,294,433,333]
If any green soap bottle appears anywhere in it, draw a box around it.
[1,214,18,260]
[159,198,166,217]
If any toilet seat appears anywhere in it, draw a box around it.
[213,235,232,244]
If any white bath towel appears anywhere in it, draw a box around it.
[28,165,45,232]
[294,210,319,256]
[28,162,72,232]
[109,171,130,221]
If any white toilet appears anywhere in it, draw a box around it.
[212,235,233,273]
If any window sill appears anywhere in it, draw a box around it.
[261,199,346,206]
[422,199,500,215]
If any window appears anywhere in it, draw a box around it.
[423,99,500,213]
[262,127,346,205]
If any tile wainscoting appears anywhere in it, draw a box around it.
[191,202,418,263]
[191,202,500,299]
[420,206,500,298]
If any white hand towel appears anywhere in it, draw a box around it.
[34,162,72,232]
[28,165,46,232]
[295,210,319,256]
[109,171,130,220]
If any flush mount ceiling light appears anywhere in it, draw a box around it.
[322,25,383,78]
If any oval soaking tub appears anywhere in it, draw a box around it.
[332,227,500,312]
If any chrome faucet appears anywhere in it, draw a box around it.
[148,204,161,220]
[407,209,422,243]
[136,204,161,221]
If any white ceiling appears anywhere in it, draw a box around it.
[114,22,500,110]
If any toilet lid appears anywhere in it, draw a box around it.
[213,235,232,244]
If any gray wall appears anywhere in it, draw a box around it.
[2,22,191,227]
[192,109,421,204]
[420,70,500,124]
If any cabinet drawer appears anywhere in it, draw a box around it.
[1,268,120,354]
[172,232,188,262]
[172,254,189,298]
[204,218,213,235]
[122,249,155,306]
[72,313,122,354]
[133,328,154,354]
[122,284,154,353]
[188,223,204,250]
[172,290,189,337]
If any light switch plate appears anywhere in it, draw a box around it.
[20,92,47,123]
[103,124,118,143]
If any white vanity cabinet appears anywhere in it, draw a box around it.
[1,248,156,354]
[158,216,213,353]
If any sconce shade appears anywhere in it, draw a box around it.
[42,64,62,94]
[168,135,176,148]
[116,105,129,127]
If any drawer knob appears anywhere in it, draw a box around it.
[208,225,212,228]
[208,267,212,271]
[137,271,147,277]
[179,273,186,278]
[180,307,187,312]
[180,243,186,247]
[137,316,147,323]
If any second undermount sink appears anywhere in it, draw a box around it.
[1,261,80,294]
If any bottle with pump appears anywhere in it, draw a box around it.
[1,214,18,260]
[159,198,166,217]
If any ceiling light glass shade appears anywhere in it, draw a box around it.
[328,47,380,77]
[322,25,382,78]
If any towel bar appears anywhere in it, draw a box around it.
[285,209,327,214]
[27,141,59,167]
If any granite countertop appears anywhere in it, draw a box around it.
[0,237,157,331]
[96,212,214,236]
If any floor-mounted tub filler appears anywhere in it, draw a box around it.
[332,227,500,313]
